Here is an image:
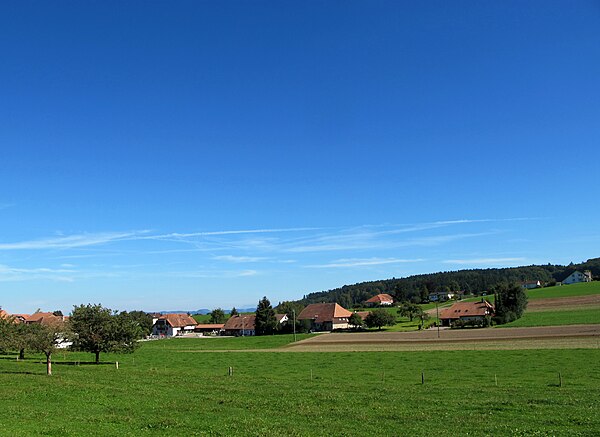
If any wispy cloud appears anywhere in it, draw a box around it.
[141,227,324,241]
[0,231,149,250]
[285,231,494,253]
[170,269,258,278]
[0,218,529,254]
[0,264,76,282]
[213,255,268,263]
[443,257,526,265]
[306,258,425,268]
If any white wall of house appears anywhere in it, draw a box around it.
[563,271,592,285]
[332,322,349,330]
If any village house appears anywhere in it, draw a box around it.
[25,312,66,325]
[223,314,256,336]
[522,280,542,289]
[439,299,495,327]
[561,270,593,285]
[428,290,460,302]
[152,313,197,337]
[222,313,288,336]
[364,293,394,306]
[297,303,353,331]
[24,311,72,348]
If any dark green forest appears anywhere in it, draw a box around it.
[298,257,600,308]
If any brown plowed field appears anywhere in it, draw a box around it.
[283,324,600,352]
[527,294,600,311]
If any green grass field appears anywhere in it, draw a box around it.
[527,281,600,299]
[500,308,600,328]
[1,337,600,436]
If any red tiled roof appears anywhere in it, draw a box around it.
[158,313,197,328]
[26,312,64,326]
[297,303,352,322]
[439,300,495,320]
[365,293,394,304]
[223,315,256,330]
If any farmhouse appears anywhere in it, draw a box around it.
[222,314,289,336]
[297,303,353,331]
[561,270,592,285]
[0,309,33,324]
[365,293,394,306]
[223,315,256,336]
[429,291,460,302]
[439,299,495,327]
[24,311,72,348]
[152,313,197,337]
[522,280,542,289]
[25,312,66,325]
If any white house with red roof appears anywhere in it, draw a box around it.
[297,303,353,331]
[152,313,197,337]
[439,299,495,327]
[365,293,394,306]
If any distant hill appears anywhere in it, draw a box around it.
[298,257,600,308]
[161,307,257,315]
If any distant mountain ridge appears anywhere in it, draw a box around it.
[160,307,256,315]
[297,257,600,308]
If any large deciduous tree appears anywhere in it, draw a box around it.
[275,301,305,333]
[348,312,364,330]
[119,310,154,337]
[397,302,423,322]
[28,318,67,376]
[70,304,142,363]
[493,283,528,324]
[209,308,226,324]
[255,296,277,336]
[365,309,396,330]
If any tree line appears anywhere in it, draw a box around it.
[0,304,153,375]
[297,258,598,307]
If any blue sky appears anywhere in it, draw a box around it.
[1,1,599,313]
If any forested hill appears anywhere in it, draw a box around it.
[298,257,600,308]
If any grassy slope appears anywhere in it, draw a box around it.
[502,282,600,327]
[1,341,599,436]
[526,281,600,299]
[500,309,600,328]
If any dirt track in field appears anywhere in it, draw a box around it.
[527,294,600,311]
[281,324,600,352]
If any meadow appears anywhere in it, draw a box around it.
[1,336,600,436]
[526,281,600,299]
[501,308,600,328]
